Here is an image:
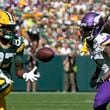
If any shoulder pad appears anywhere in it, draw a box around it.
[12,35,25,53]
[16,42,25,53]
[13,35,24,46]
[96,33,110,46]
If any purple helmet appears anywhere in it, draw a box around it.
[80,12,104,41]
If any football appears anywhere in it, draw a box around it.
[36,47,55,62]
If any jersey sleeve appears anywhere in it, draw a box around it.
[93,52,110,73]
[14,36,25,64]
[98,33,110,46]
[16,42,25,53]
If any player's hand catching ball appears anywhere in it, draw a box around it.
[23,66,40,82]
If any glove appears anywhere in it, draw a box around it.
[95,77,104,88]
[89,73,99,88]
[0,69,13,84]
[23,66,40,82]
[90,79,97,88]
[90,75,104,88]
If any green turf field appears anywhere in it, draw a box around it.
[6,92,110,110]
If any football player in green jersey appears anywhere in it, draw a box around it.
[0,10,39,110]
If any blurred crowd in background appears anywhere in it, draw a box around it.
[0,0,110,56]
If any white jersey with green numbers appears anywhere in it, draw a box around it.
[88,33,110,73]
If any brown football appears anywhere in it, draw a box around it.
[36,47,55,62]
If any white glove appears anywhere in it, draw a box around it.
[23,66,40,82]
[0,69,13,84]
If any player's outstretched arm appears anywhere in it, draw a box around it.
[23,66,40,82]
[16,63,40,82]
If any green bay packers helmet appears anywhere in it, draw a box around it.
[0,10,16,48]
[0,9,16,26]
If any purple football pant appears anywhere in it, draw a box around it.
[94,80,110,110]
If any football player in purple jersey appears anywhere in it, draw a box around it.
[80,11,110,110]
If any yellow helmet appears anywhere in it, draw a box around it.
[0,10,16,48]
[0,9,16,26]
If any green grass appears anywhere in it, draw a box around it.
[6,92,110,110]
